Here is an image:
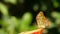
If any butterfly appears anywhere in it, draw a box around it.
[36,11,51,28]
[19,11,51,34]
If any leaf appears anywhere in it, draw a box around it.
[52,0,59,8]
[4,0,17,5]
[0,2,8,16]
[19,12,33,31]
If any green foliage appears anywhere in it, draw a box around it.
[0,2,8,16]
[0,0,60,34]
[0,29,8,34]
[4,0,17,5]
[51,12,60,25]
[19,12,33,32]
[33,4,39,11]
[52,0,59,8]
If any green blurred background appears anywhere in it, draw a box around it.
[0,0,60,34]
